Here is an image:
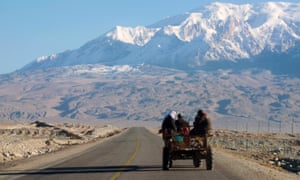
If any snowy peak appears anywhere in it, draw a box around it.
[21,2,300,72]
[203,2,252,21]
[163,13,205,42]
[106,26,160,46]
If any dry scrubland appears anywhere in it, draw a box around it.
[1,66,299,126]
[211,129,300,174]
[0,121,121,164]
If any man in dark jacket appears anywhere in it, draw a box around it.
[190,109,212,136]
[161,110,177,170]
[161,110,177,144]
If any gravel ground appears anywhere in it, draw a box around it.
[148,128,300,180]
[0,121,121,166]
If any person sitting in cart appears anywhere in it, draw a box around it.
[190,109,212,136]
[175,113,190,136]
[161,110,177,146]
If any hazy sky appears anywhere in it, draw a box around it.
[0,0,299,74]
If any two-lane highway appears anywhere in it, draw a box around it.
[0,127,281,180]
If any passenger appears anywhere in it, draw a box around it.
[161,110,177,147]
[190,109,212,136]
[175,113,189,136]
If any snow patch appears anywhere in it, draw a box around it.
[36,54,57,62]
[106,26,160,46]
[73,65,139,74]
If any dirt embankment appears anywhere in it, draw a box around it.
[0,121,121,164]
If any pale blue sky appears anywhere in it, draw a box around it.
[0,0,298,74]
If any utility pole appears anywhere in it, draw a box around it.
[279,120,282,133]
[291,118,294,134]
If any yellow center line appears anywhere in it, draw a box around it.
[110,134,140,180]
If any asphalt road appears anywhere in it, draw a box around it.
[0,127,274,180]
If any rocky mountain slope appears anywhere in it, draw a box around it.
[1,65,299,132]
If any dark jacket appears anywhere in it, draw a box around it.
[175,117,189,130]
[175,117,189,136]
[161,115,176,138]
[190,113,211,136]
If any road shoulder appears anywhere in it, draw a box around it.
[0,128,127,173]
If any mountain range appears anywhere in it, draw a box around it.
[1,2,300,129]
[21,2,300,75]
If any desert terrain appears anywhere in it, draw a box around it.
[1,121,299,179]
[0,121,121,166]
[1,66,299,128]
[211,129,300,174]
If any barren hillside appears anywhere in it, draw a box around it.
[0,66,299,133]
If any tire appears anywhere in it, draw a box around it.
[193,152,201,168]
[193,157,201,168]
[206,146,213,170]
[162,147,169,170]
[169,160,173,168]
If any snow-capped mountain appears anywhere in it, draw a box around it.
[21,2,300,72]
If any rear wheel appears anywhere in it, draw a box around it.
[169,160,173,168]
[193,153,201,168]
[162,147,169,170]
[193,157,201,168]
[206,146,213,170]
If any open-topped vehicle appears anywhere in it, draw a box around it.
[162,130,213,170]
